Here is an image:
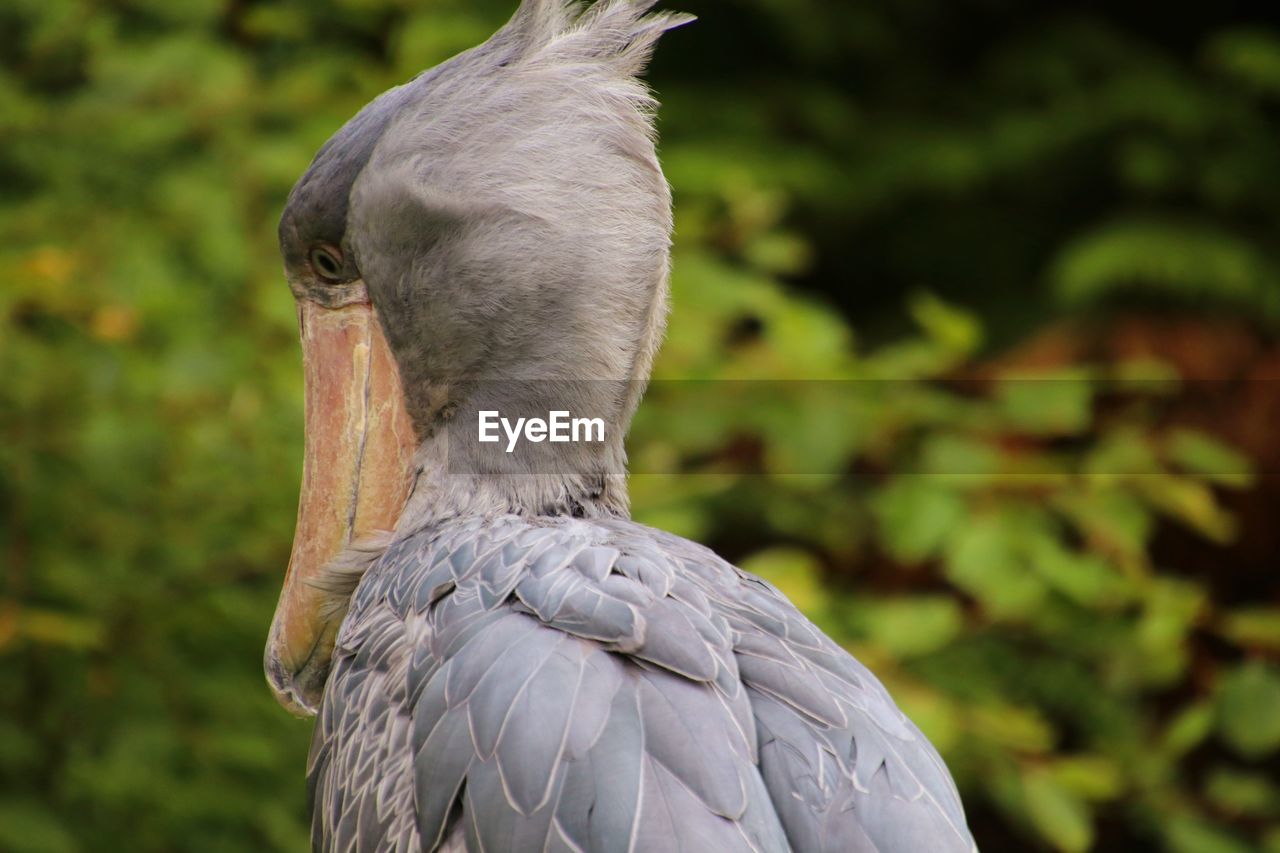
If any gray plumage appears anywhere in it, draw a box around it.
[280,1,978,850]
[310,517,975,852]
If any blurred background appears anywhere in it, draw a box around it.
[3,0,1280,850]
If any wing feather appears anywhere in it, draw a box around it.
[310,513,974,852]
[494,641,587,814]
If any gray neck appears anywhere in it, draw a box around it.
[394,380,634,532]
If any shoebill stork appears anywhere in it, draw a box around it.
[264,1,977,850]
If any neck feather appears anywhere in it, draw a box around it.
[394,382,633,531]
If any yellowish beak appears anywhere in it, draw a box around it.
[265,294,417,716]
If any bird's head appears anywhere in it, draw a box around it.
[265,0,692,715]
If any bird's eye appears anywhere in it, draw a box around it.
[309,245,345,282]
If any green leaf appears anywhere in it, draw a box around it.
[920,434,1002,478]
[0,800,76,853]
[1056,488,1154,557]
[744,231,813,275]
[1049,755,1124,802]
[861,597,965,657]
[996,374,1094,436]
[1221,607,1280,651]
[740,548,826,617]
[1166,429,1254,488]
[1204,767,1280,818]
[909,292,982,356]
[11,608,104,650]
[872,479,966,563]
[1142,474,1237,542]
[1206,29,1280,96]
[1163,702,1215,757]
[1138,579,1205,652]
[1164,817,1254,853]
[1085,428,1160,479]
[1051,219,1280,317]
[971,702,1056,753]
[945,513,1047,619]
[1023,771,1093,853]
[1028,535,1130,607]
[1217,662,1280,758]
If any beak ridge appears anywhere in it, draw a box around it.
[265,294,416,716]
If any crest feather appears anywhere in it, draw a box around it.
[500,0,695,74]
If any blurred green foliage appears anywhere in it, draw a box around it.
[3,1,1279,851]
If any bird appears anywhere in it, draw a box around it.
[263,1,978,850]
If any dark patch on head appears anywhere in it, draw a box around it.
[278,84,418,281]
[277,34,513,285]
[276,0,690,293]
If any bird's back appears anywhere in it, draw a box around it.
[308,516,976,852]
